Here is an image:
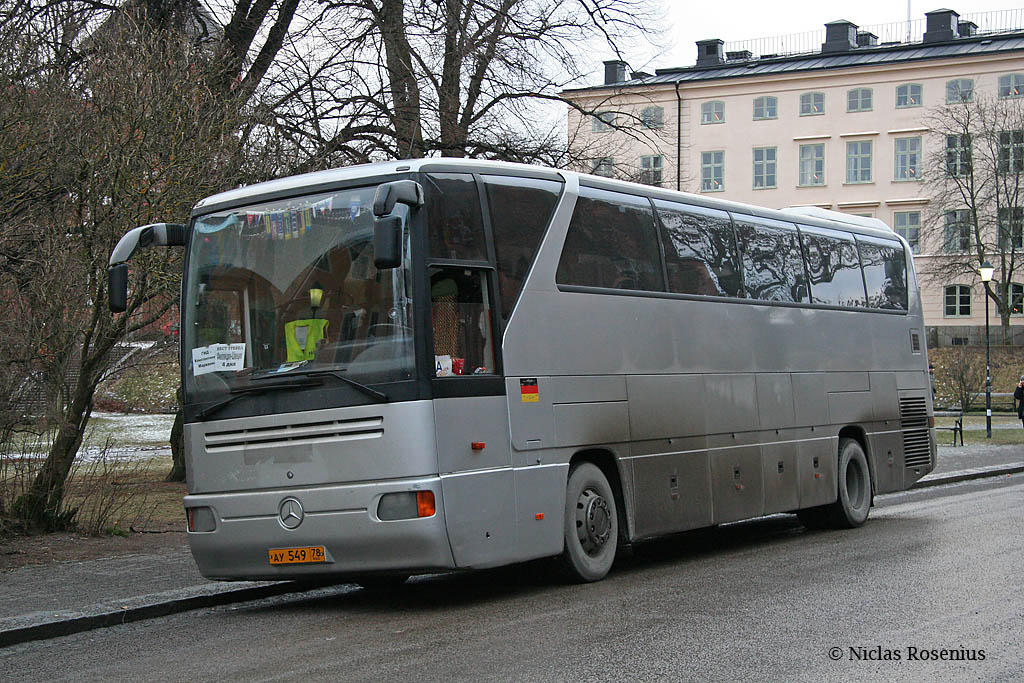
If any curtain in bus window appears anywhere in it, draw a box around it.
[484,175,563,318]
[655,200,742,297]
[556,187,665,292]
[858,238,908,310]
[733,218,808,303]
[424,173,488,260]
[801,229,867,307]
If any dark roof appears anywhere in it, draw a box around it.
[565,32,1024,93]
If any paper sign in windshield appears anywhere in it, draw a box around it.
[192,343,246,376]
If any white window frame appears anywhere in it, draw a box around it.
[896,83,923,108]
[640,155,663,186]
[946,134,971,177]
[894,137,922,180]
[998,130,1024,173]
[893,211,920,254]
[799,92,824,116]
[701,151,724,191]
[999,74,1024,99]
[753,96,777,120]
[798,143,825,186]
[701,101,725,125]
[752,146,777,189]
[845,140,872,183]
[946,78,974,103]
[998,206,1024,250]
[847,88,872,112]
[944,209,971,253]
[944,284,972,318]
[592,157,615,177]
[640,106,664,129]
[1011,282,1024,315]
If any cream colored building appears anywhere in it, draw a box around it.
[563,8,1024,344]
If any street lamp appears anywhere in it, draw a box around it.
[979,261,994,438]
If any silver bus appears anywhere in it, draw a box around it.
[108,158,936,583]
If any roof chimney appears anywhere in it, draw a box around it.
[958,20,977,37]
[856,31,878,47]
[603,60,628,85]
[924,9,959,43]
[822,20,858,53]
[696,39,724,67]
[726,50,753,61]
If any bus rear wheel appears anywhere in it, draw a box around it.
[798,437,872,529]
[560,462,618,582]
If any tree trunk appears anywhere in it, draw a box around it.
[166,385,186,482]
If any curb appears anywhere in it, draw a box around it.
[0,581,312,648]
[2,463,1021,649]
[912,462,1024,489]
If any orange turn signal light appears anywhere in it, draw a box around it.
[471,441,486,451]
[417,490,436,518]
[535,513,544,520]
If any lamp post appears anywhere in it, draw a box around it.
[979,261,994,438]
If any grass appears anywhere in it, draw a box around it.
[934,414,1024,446]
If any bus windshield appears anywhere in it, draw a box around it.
[182,185,414,407]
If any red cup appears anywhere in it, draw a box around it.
[452,358,465,375]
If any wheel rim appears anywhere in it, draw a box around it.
[575,487,612,555]
[846,457,867,510]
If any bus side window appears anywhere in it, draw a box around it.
[430,268,496,376]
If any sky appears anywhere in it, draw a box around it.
[614,0,1024,78]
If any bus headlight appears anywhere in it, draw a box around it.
[377,491,436,520]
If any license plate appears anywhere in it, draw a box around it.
[268,546,326,565]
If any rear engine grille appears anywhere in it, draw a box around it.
[900,397,931,468]
[204,416,383,452]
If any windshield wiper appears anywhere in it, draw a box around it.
[252,369,388,403]
[195,378,323,420]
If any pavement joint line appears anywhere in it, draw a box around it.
[1,462,1021,649]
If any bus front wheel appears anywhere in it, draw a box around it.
[798,437,872,529]
[560,462,618,582]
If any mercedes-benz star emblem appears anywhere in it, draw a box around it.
[278,497,304,530]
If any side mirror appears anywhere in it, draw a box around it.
[374,215,402,270]
[108,264,129,313]
[373,180,423,217]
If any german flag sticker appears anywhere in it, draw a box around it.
[520,378,539,403]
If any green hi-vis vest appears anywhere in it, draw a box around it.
[284,318,329,362]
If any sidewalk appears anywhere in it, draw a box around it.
[2,441,1022,647]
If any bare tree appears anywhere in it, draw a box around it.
[0,9,274,528]
[923,92,1024,342]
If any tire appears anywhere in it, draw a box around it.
[559,462,619,582]
[797,438,872,530]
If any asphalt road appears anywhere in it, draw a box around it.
[4,475,1022,682]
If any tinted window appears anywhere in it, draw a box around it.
[734,217,808,303]
[556,187,664,292]
[858,238,908,310]
[655,200,741,297]
[801,228,866,307]
[424,173,487,260]
[484,175,562,318]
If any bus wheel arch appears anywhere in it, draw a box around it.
[798,435,873,530]
[837,426,875,501]
[560,450,627,582]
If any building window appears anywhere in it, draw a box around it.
[846,140,872,183]
[701,151,724,191]
[998,130,1024,173]
[592,157,614,177]
[894,137,922,180]
[799,144,825,186]
[701,101,725,124]
[944,285,971,317]
[1011,283,1024,315]
[640,106,664,129]
[592,111,614,132]
[847,88,872,112]
[753,96,777,120]
[998,206,1024,250]
[944,209,971,253]
[752,147,777,188]
[946,78,974,103]
[893,211,920,253]
[999,74,1024,99]
[799,92,824,116]
[896,83,923,108]
[946,134,971,176]
[640,155,663,186]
